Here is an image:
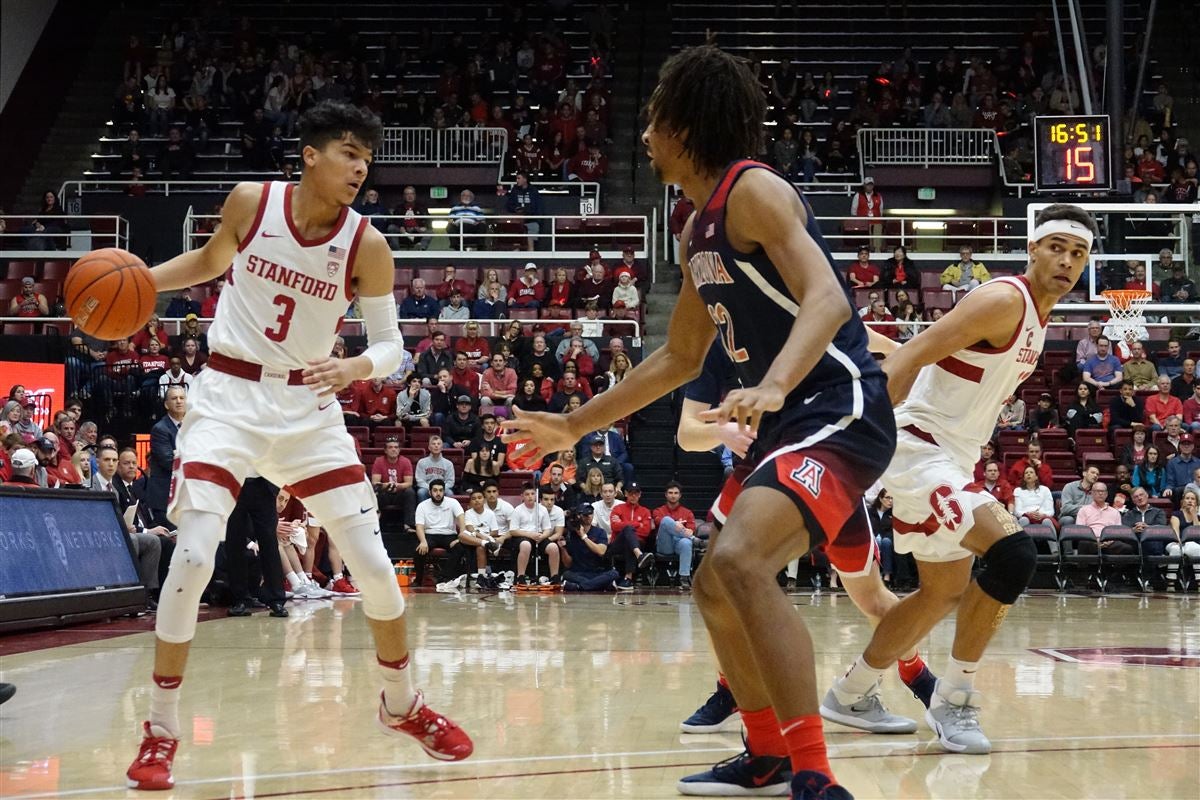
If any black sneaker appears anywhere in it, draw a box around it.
[563,580,583,592]
[636,552,655,571]
[615,578,634,592]
[903,665,938,709]
[680,681,739,733]
[227,602,251,617]
[515,575,532,587]
[549,574,563,585]
[791,770,854,799]
[475,574,489,591]
[680,576,692,590]
[267,602,289,618]
[676,749,791,796]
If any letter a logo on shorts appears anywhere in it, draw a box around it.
[789,457,825,498]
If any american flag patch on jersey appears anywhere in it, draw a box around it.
[328,244,347,259]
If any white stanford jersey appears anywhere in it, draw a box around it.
[894,276,1046,469]
[207,182,368,370]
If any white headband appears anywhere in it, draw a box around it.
[1031,218,1094,250]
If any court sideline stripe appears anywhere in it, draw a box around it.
[7,735,1197,799]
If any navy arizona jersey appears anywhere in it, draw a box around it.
[685,159,894,461]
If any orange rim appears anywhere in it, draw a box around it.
[1101,289,1152,313]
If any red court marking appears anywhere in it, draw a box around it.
[206,742,1200,800]
[1032,646,1200,668]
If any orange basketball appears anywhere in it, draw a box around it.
[64,248,156,340]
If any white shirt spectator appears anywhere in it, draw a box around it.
[486,498,515,535]
[509,502,551,534]
[464,506,498,538]
[544,503,565,532]
[591,498,624,535]
[1012,485,1054,519]
[415,496,464,536]
[159,369,192,398]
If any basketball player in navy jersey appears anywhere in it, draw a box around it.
[504,46,894,800]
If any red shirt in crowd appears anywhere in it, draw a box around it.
[105,348,141,377]
[848,261,880,287]
[481,366,518,401]
[652,503,696,530]
[45,457,82,487]
[131,328,169,353]
[547,281,573,308]
[508,278,545,307]
[435,279,471,301]
[140,354,170,373]
[1007,457,1052,488]
[371,454,414,486]
[338,380,365,412]
[964,477,1014,508]
[455,336,490,361]
[357,382,397,418]
[610,502,653,542]
[1145,393,1183,426]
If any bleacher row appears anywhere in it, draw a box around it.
[1023,522,1198,592]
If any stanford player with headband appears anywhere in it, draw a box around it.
[826,204,1097,755]
[124,101,471,791]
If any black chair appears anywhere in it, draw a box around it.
[1024,523,1064,591]
[1058,525,1102,591]
[1139,525,1183,591]
[1098,525,1141,593]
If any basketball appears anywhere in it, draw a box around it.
[64,248,156,340]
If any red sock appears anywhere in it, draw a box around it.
[740,706,786,757]
[897,653,926,684]
[780,714,835,782]
[717,672,730,689]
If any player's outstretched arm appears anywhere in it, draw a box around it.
[501,215,715,460]
[701,169,852,431]
[678,397,755,457]
[149,182,264,294]
[883,281,1025,405]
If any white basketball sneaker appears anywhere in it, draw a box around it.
[925,680,991,754]
[819,682,917,734]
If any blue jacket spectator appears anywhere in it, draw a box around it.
[164,290,201,318]
[1166,437,1200,494]
[399,278,441,319]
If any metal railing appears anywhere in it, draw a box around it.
[375,127,509,165]
[60,179,251,198]
[183,211,652,260]
[0,215,130,257]
[856,128,997,169]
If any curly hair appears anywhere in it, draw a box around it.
[647,45,766,175]
[297,100,383,152]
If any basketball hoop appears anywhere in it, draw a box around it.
[1101,289,1152,343]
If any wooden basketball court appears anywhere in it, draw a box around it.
[1,590,1196,798]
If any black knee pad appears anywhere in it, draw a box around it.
[976,532,1037,605]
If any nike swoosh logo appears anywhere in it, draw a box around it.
[318,401,335,411]
[262,232,283,238]
[360,507,373,514]
[803,391,822,405]
[372,529,381,536]
[751,765,782,787]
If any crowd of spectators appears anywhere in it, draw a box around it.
[101,3,616,184]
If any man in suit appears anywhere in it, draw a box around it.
[91,444,161,608]
[117,447,176,593]
[224,476,288,618]
[146,386,187,527]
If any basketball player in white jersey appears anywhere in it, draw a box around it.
[125,102,472,791]
[824,204,1098,755]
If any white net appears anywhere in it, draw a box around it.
[1101,289,1152,343]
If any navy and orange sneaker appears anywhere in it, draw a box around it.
[680,681,741,733]
[902,665,938,709]
[790,770,854,799]
[377,691,473,761]
[677,748,791,796]
[126,721,179,790]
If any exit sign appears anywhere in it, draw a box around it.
[917,187,936,201]
[429,186,448,200]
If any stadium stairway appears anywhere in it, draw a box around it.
[1151,0,1200,142]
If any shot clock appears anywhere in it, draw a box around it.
[1034,115,1113,192]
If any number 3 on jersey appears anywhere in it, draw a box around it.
[264,294,296,342]
[707,302,749,363]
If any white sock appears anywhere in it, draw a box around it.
[332,572,344,582]
[286,572,304,590]
[942,656,980,694]
[833,655,887,703]
[149,674,182,738]
[379,654,418,717]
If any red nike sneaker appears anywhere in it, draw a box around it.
[377,691,473,761]
[126,721,179,790]
[330,577,360,596]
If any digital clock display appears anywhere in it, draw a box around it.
[1034,115,1113,192]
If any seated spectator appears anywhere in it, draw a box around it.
[201,278,224,317]
[611,271,639,310]
[506,171,543,250]
[390,185,431,250]
[444,395,481,450]
[1063,383,1103,438]
[514,378,548,412]
[574,260,612,309]
[614,245,649,290]
[577,433,623,490]
[1165,434,1200,497]
[372,437,416,532]
[179,315,208,352]
[509,263,545,308]
[542,449,578,487]
[1082,336,1123,391]
[967,460,1014,509]
[1026,392,1060,431]
[506,485,559,586]
[1119,424,1149,468]
[996,393,1026,431]
[438,289,470,320]
[882,246,920,290]
[400,278,441,319]
[549,371,589,413]
[652,481,697,589]
[546,267,575,311]
[1110,382,1145,431]
[476,269,508,303]
[1171,359,1198,400]
[473,280,507,320]
[1122,341,1158,389]
[415,434,455,501]
[396,376,431,428]
[554,322,600,363]
[461,414,506,491]
[8,277,49,317]
[1074,483,1133,554]
[413,479,465,583]
[940,245,990,297]
[1132,445,1167,497]
[1145,374,1183,430]
[434,266,471,303]
[1157,339,1185,379]
[603,351,632,393]
[447,189,485,248]
[1167,490,1200,565]
[416,332,453,383]
[973,440,998,482]
[1160,416,1185,459]
[522,334,560,381]
[455,321,491,367]
[847,246,880,288]
[1122,486,1167,543]
[1182,384,1200,433]
[1075,320,1103,370]
[450,352,481,399]
[1012,466,1056,529]
[863,299,898,340]
[427,369,453,426]
[358,377,397,427]
[567,141,608,183]
[164,288,201,319]
[480,353,518,417]
[608,483,654,590]
[460,488,501,587]
[561,503,620,592]
[1008,441,1052,487]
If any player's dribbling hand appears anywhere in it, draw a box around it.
[500,407,577,463]
[713,420,756,458]
[699,385,785,434]
[303,356,361,396]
